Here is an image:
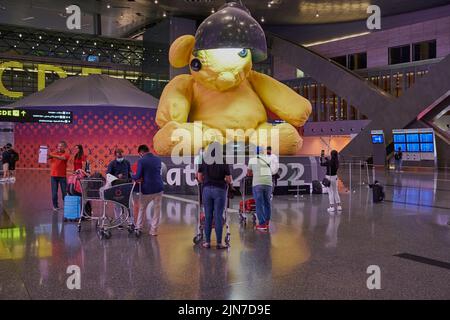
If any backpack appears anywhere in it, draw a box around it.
[10,150,19,163]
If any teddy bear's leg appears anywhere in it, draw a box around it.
[153,121,224,156]
[249,122,303,155]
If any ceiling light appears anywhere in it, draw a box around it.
[260,16,265,22]
[268,3,271,8]
[315,10,320,18]
[154,0,158,4]
[107,4,111,9]
[39,35,42,39]
[111,44,114,47]
[94,42,97,46]
[19,34,22,37]
[58,38,61,41]
[211,8,215,13]
[76,40,79,44]
[163,12,167,17]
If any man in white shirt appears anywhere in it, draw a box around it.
[247,146,273,231]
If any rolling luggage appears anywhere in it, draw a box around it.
[312,180,323,194]
[64,195,81,221]
[372,182,385,203]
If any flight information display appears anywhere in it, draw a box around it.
[0,109,72,124]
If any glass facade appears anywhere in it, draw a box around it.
[0,24,169,106]
[283,58,439,122]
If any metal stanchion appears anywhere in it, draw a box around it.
[359,160,362,186]
[372,165,376,184]
[349,162,352,193]
[366,161,370,185]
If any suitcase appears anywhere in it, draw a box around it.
[64,195,81,221]
[239,198,256,212]
[372,184,385,203]
[312,180,323,194]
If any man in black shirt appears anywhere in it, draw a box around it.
[197,144,232,249]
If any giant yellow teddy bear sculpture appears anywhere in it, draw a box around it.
[153,35,312,156]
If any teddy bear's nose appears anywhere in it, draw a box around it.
[216,72,236,90]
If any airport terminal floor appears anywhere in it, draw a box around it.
[0,169,449,300]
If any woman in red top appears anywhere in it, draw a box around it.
[73,144,87,172]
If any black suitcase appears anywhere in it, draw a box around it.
[312,180,322,194]
[372,184,385,203]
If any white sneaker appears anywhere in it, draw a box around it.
[327,207,335,214]
[8,177,15,183]
[337,206,343,212]
[0,178,8,183]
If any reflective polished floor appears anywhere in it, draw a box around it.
[0,169,449,299]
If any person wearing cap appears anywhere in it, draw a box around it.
[247,146,273,231]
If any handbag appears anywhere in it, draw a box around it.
[321,157,331,187]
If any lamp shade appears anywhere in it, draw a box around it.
[194,2,268,63]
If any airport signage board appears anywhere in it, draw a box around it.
[0,108,73,124]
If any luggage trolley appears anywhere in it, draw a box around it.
[193,183,231,247]
[96,181,137,239]
[238,176,257,226]
[77,177,105,232]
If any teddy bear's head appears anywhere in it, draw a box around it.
[169,35,253,92]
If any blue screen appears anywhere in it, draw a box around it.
[407,143,420,152]
[406,134,419,143]
[420,133,433,143]
[87,55,99,62]
[372,135,384,144]
[393,134,406,143]
[394,143,406,152]
[420,143,434,152]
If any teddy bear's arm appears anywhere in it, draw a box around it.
[155,74,194,127]
[248,71,312,127]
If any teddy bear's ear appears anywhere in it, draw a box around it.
[169,35,195,68]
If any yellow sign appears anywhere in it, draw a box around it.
[0,60,103,98]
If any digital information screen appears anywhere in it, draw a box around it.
[0,109,73,124]
[420,133,434,143]
[407,143,420,152]
[393,134,406,143]
[394,143,406,152]
[406,133,419,143]
[371,135,384,144]
[420,143,434,152]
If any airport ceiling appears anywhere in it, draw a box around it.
[0,0,450,38]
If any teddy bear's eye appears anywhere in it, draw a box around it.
[190,58,202,72]
[238,49,248,58]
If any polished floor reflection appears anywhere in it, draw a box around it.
[0,169,449,299]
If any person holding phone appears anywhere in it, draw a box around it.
[48,141,70,211]
[320,150,342,214]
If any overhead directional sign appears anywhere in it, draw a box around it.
[0,108,73,124]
